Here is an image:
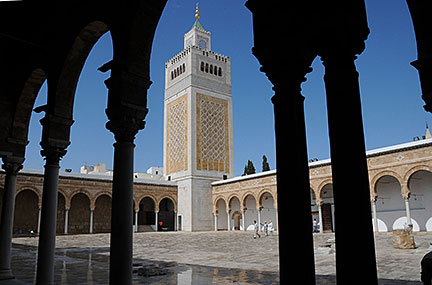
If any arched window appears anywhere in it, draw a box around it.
[182,63,185,72]
[214,65,218,76]
[200,62,204,71]
[218,67,222,76]
[210,65,213,74]
[205,63,209,73]
[171,71,174,80]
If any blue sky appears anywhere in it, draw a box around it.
[24,0,430,177]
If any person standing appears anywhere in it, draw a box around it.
[268,220,274,235]
[253,220,261,239]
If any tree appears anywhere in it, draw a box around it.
[242,160,256,176]
[262,155,270,171]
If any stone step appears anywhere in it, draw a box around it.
[138,225,155,232]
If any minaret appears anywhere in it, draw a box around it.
[163,5,234,231]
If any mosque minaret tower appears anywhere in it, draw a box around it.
[163,5,234,231]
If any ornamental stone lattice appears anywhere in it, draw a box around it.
[166,96,188,174]
[196,94,229,173]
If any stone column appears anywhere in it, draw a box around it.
[371,197,378,233]
[174,211,177,231]
[403,194,412,227]
[257,207,261,232]
[64,208,69,234]
[106,112,144,285]
[0,158,23,280]
[36,144,67,285]
[318,201,324,234]
[154,211,159,232]
[258,57,316,282]
[241,209,246,231]
[89,208,94,234]
[134,210,139,233]
[227,210,231,231]
[322,51,377,283]
[37,207,42,234]
[214,213,218,231]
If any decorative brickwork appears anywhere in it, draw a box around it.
[166,96,188,174]
[196,93,229,173]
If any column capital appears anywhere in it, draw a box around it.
[38,113,72,164]
[1,156,23,175]
[40,143,67,165]
[401,183,410,198]
[320,52,359,73]
[105,106,147,143]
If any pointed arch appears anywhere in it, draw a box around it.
[94,194,112,233]
[157,195,177,213]
[213,196,227,214]
[241,191,258,210]
[257,188,276,208]
[53,21,109,120]
[227,194,241,211]
[10,68,46,147]
[405,165,432,185]
[370,170,404,196]
[317,179,333,199]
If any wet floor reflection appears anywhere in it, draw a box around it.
[5,244,421,284]
[133,260,280,284]
[9,244,279,284]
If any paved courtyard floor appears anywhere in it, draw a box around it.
[1,231,431,284]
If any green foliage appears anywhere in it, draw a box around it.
[262,155,270,171]
[242,160,256,176]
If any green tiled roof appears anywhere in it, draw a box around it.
[192,19,206,31]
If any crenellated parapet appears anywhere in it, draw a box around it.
[165,45,230,68]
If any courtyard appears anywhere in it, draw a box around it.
[0,231,429,284]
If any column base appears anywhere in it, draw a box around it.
[0,269,14,280]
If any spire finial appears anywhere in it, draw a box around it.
[426,121,432,139]
[195,3,200,20]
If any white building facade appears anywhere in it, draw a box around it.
[212,134,432,233]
